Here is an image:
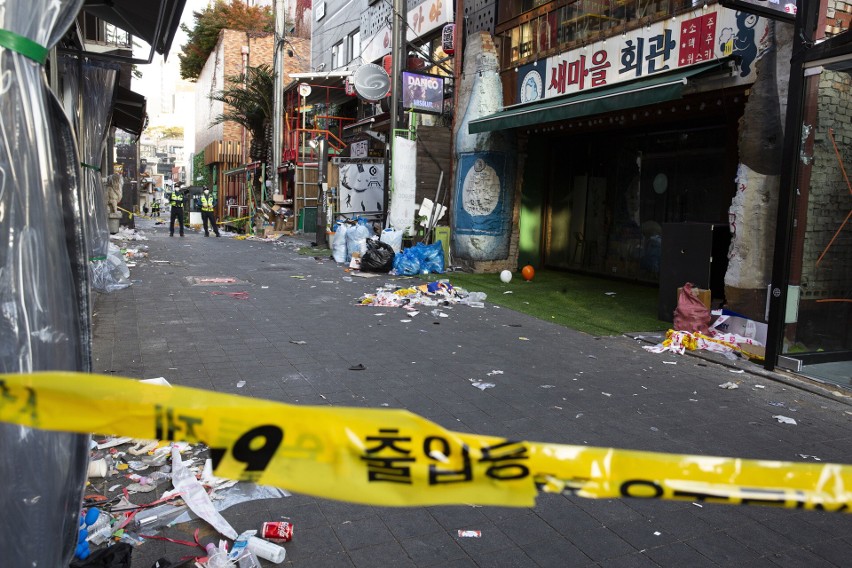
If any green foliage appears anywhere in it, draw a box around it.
[192,153,210,187]
[178,0,274,81]
[208,64,274,160]
[146,125,184,140]
[426,270,668,336]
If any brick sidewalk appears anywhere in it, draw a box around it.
[92,219,852,567]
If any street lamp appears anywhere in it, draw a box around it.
[309,136,329,247]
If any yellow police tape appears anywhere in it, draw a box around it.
[1,372,850,511]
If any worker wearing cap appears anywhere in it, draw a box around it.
[200,187,220,237]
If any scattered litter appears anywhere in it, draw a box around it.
[261,286,269,289]
[601,392,612,397]
[503,291,513,294]
[587,355,598,359]
[108,484,122,492]
[486,370,503,376]
[768,401,786,407]
[540,385,556,389]
[290,275,306,279]
[689,398,698,402]
[518,337,529,341]
[352,271,380,278]
[152,260,170,263]
[729,369,745,374]
[348,364,366,371]
[358,280,485,308]
[754,385,766,389]
[470,381,495,391]
[650,427,659,432]
[798,454,822,461]
[96,436,133,450]
[772,415,797,425]
[692,503,703,508]
[604,292,616,296]
[643,328,764,361]
[431,310,450,318]
[373,312,386,316]
[718,382,739,389]
[236,381,246,388]
[289,340,307,345]
[552,406,563,410]
[400,319,412,323]
[575,413,583,419]
[653,531,661,536]
[458,530,481,538]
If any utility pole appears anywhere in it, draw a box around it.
[272,0,286,197]
[385,0,407,227]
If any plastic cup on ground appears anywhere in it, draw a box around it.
[87,458,107,478]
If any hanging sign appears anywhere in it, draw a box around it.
[402,71,444,114]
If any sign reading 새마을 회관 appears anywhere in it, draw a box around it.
[402,71,444,115]
[515,4,769,106]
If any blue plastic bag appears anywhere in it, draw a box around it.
[393,242,445,275]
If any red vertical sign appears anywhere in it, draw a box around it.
[679,13,717,67]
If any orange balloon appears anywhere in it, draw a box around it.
[521,265,535,281]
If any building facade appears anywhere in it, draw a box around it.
[453,0,851,378]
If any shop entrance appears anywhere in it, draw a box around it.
[541,116,738,288]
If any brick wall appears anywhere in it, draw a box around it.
[195,30,275,155]
[800,69,852,298]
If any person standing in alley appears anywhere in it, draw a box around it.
[152,199,160,217]
[200,187,220,237]
[169,187,185,237]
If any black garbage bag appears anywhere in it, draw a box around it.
[361,239,396,272]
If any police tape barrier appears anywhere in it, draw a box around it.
[1,372,850,511]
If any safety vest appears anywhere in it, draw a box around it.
[169,191,184,207]
[152,201,160,210]
[200,194,215,212]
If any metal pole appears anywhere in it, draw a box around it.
[272,0,286,196]
[315,138,329,247]
[386,0,407,227]
[765,0,822,370]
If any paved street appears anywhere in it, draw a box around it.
[93,218,852,567]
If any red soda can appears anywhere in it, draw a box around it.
[261,521,294,543]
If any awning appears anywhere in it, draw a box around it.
[285,71,354,107]
[83,0,187,61]
[469,60,730,134]
[112,86,147,137]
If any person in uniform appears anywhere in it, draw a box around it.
[169,189,185,237]
[200,187,220,237]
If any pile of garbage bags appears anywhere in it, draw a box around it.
[331,220,444,275]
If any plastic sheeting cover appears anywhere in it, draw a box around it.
[0,1,90,566]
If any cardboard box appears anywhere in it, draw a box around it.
[711,309,768,345]
[677,286,711,310]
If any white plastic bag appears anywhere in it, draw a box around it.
[332,223,349,263]
[380,228,404,253]
[345,222,371,262]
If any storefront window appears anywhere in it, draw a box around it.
[781,64,852,381]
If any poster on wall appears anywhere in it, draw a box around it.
[338,161,385,215]
[389,137,418,234]
[454,152,509,237]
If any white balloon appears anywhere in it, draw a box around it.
[500,270,512,283]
